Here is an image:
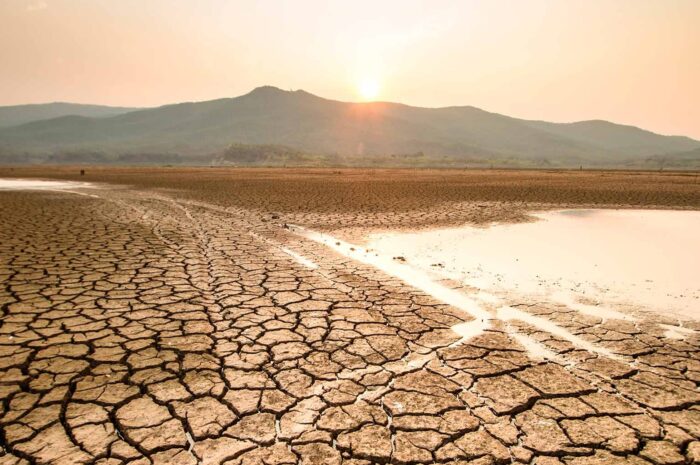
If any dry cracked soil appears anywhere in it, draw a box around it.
[0,167,699,465]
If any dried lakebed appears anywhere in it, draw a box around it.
[361,209,700,321]
[0,178,100,199]
[0,180,699,465]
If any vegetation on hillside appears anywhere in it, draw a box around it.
[0,87,698,168]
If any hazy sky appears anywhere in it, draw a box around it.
[2,0,699,138]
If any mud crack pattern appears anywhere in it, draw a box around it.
[0,185,699,465]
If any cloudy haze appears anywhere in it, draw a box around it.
[1,0,699,137]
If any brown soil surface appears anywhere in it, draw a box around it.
[2,166,699,224]
[0,167,698,465]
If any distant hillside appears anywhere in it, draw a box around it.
[0,86,698,167]
[524,119,700,157]
[0,102,140,128]
[638,147,700,170]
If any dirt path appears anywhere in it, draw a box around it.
[0,182,698,465]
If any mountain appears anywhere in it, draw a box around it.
[641,147,700,169]
[0,86,698,167]
[523,119,700,158]
[0,102,140,128]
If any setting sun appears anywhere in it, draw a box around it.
[357,78,380,101]
[0,2,699,464]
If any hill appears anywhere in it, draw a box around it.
[0,86,698,167]
[523,119,699,158]
[0,102,140,128]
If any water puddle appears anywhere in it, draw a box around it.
[366,209,700,321]
[0,178,98,197]
[497,305,620,359]
[293,223,631,361]
[292,225,493,337]
[506,327,562,362]
[293,209,699,360]
[280,247,319,270]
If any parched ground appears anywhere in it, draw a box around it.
[0,167,699,465]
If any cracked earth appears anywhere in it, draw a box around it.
[0,169,699,465]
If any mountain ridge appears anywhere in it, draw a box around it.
[1,86,698,167]
[0,102,140,128]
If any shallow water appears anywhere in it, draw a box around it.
[366,209,700,320]
[295,226,492,319]
[0,178,99,197]
[280,247,319,269]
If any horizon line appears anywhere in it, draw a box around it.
[0,85,697,141]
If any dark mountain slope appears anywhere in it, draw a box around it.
[524,119,699,157]
[0,102,139,128]
[1,86,698,165]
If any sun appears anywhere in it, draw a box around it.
[357,78,380,101]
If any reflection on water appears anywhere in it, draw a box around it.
[366,209,700,320]
[0,178,98,197]
[294,210,698,356]
[0,179,95,190]
[558,209,597,217]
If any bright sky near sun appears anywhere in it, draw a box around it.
[1,0,699,138]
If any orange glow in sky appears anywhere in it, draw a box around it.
[1,0,699,138]
[357,78,381,101]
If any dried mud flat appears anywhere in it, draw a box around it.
[0,167,699,465]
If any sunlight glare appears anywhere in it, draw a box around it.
[357,78,380,101]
